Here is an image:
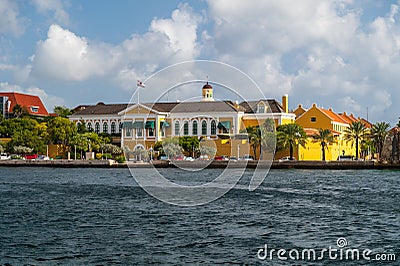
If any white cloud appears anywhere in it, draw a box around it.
[150,3,201,59]
[31,24,114,81]
[0,0,25,36]
[204,0,399,123]
[31,0,69,25]
[29,4,202,89]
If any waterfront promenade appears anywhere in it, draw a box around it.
[1,159,399,170]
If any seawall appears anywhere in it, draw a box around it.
[0,159,399,170]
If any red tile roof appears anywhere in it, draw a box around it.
[0,92,49,116]
[319,108,348,124]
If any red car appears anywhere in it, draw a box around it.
[24,154,38,160]
[214,155,229,161]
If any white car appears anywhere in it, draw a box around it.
[0,153,10,160]
[278,156,296,162]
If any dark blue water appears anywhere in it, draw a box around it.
[0,167,398,265]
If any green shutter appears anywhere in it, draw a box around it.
[132,121,144,129]
[217,121,231,130]
[145,121,155,129]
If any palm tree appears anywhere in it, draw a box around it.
[370,122,390,160]
[344,121,367,160]
[312,129,335,161]
[245,126,261,160]
[276,123,307,160]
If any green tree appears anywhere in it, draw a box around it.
[245,126,261,160]
[3,118,48,153]
[260,118,277,160]
[371,122,390,160]
[179,136,199,156]
[77,119,87,133]
[54,106,72,117]
[199,143,217,158]
[344,121,367,160]
[47,117,77,146]
[13,145,33,155]
[312,129,336,161]
[276,123,307,160]
[12,104,29,118]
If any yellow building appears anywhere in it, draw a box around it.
[118,83,295,159]
[293,103,368,160]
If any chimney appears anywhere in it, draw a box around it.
[282,94,288,113]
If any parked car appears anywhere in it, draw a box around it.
[198,155,210,160]
[242,155,254,161]
[0,153,10,160]
[24,154,38,160]
[337,155,354,161]
[214,155,229,161]
[229,156,238,161]
[185,156,194,161]
[278,156,296,162]
[159,155,169,161]
[173,156,185,161]
[37,155,50,160]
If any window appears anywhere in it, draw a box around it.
[148,128,154,137]
[30,106,39,113]
[211,120,217,135]
[202,120,207,135]
[119,122,123,133]
[137,128,143,137]
[95,122,100,133]
[174,121,180,135]
[111,122,116,134]
[184,121,189,135]
[311,117,317,122]
[103,122,108,133]
[87,122,93,131]
[125,128,131,137]
[258,104,265,113]
[192,120,198,135]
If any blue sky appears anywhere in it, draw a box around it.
[0,0,399,125]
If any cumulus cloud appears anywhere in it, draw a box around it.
[31,24,114,81]
[29,4,202,89]
[205,0,400,123]
[31,0,69,25]
[0,0,25,36]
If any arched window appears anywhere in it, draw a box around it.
[174,121,180,135]
[211,120,217,135]
[183,121,189,135]
[111,122,116,134]
[103,122,108,133]
[87,122,93,131]
[202,120,207,135]
[192,120,198,135]
[95,122,100,134]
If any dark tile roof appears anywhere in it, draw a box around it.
[157,101,239,113]
[143,102,179,112]
[239,99,284,113]
[71,102,130,116]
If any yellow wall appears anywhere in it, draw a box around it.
[295,105,333,130]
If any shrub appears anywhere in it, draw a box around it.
[102,153,112,159]
[115,155,126,163]
[95,153,102,160]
